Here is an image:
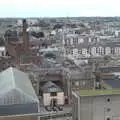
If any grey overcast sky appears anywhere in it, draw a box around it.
[0,0,120,17]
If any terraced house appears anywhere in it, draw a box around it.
[63,33,120,58]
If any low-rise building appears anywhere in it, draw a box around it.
[41,81,64,107]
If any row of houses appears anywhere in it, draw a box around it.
[64,40,120,57]
[66,45,120,57]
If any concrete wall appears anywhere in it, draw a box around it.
[72,94,120,120]
[72,92,79,120]
[92,96,105,120]
[43,92,64,106]
[81,95,120,120]
[80,97,93,120]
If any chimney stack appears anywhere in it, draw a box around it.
[23,19,29,51]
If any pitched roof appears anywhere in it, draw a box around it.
[42,81,62,93]
[0,67,39,105]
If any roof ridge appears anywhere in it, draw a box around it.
[10,67,16,89]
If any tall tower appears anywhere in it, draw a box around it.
[23,19,29,51]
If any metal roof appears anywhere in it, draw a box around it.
[42,81,62,93]
[0,103,39,116]
[0,67,39,105]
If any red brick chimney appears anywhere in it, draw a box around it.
[23,19,29,51]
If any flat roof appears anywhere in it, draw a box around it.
[80,90,120,96]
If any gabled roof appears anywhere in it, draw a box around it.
[0,67,39,105]
[42,81,62,93]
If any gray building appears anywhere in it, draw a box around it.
[72,90,120,120]
[0,67,40,120]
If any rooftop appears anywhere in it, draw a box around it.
[0,67,39,116]
[79,90,120,96]
[42,81,62,93]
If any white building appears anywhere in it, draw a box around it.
[72,90,120,120]
[41,82,64,106]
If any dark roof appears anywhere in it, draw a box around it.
[0,103,38,116]
[103,79,120,89]
[41,81,62,93]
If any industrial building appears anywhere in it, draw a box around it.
[72,90,120,120]
[0,67,40,120]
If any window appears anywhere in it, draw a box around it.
[78,49,82,54]
[106,98,111,102]
[106,117,110,120]
[50,92,57,96]
[106,108,111,112]
[71,50,73,55]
